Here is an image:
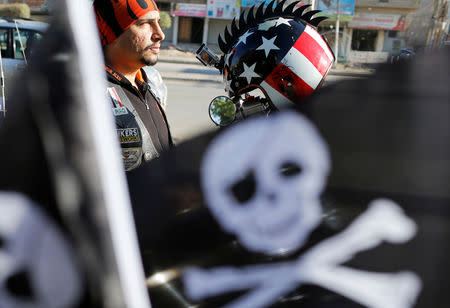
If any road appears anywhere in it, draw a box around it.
[163,76,363,144]
[164,80,224,144]
[156,62,220,77]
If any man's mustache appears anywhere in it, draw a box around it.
[145,43,160,50]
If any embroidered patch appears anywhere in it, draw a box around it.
[122,148,142,171]
[117,128,140,143]
[113,106,128,116]
[107,87,124,108]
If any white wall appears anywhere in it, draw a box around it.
[208,19,233,45]
[163,23,174,43]
[383,32,406,55]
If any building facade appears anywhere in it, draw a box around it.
[4,0,46,10]
[5,0,427,63]
[163,0,421,64]
[344,0,419,63]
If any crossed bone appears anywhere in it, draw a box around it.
[184,199,422,308]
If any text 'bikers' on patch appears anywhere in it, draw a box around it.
[117,128,140,143]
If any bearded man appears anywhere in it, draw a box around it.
[94,0,173,171]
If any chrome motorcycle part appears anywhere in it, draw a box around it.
[208,95,271,127]
[209,96,237,126]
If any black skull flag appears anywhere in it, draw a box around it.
[127,48,449,308]
[0,1,150,308]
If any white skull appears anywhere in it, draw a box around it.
[0,193,82,308]
[202,111,330,254]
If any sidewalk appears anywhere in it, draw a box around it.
[157,42,374,83]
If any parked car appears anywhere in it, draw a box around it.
[0,17,48,116]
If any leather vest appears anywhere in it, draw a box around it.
[107,81,159,171]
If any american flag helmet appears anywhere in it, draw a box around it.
[219,0,335,109]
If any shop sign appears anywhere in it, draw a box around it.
[348,51,389,63]
[348,13,406,31]
[241,0,279,8]
[170,3,207,17]
[241,0,310,8]
[206,0,240,19]
[241,0,267,7]
[317,0,356,16]
[241,1,312,11]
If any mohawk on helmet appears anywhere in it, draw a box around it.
[218,1,335,109]
[218,0,327,54]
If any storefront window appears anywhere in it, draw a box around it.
[351,29,378,51]
[388,30,398,38]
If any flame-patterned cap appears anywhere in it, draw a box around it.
[94,0,159,46]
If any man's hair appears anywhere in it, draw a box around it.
[93,0,159,46]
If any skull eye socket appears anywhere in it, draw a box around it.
[6,269,35,300]
[280,162,302,177]
[229,170,256,204]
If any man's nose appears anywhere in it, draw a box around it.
[153,25,165,41]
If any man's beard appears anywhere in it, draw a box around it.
[141,55,158,66]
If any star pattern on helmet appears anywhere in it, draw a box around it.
[225,77,231,93]
[256,36,280,57]
[275,17,292,27]
[225,49,235,67]
[239,63,260,84]
[236,30,254,46]
[258,19,277,31]
[226,78,234,94]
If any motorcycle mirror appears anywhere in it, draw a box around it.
[209,96,236,127]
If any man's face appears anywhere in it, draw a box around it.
[110,10,165,68]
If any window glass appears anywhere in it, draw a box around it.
[14,29,42,60]
[0,29,9,58]
[388,30,398,38]
[351,29,378,51]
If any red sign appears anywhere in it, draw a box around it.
[349,13,406,31]
[171,3,206,17]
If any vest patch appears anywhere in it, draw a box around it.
[113,106,128,116]
[117,128,140,143]
[122,148,142,171]
[107,87,124,108]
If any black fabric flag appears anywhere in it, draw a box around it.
[0,1,151,308]
[127,47,450,308]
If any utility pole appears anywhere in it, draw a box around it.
[334,0,341,64]
[435,0,448,47]
[427,0,448,48]
[426,0,439,48]
[0,37,5,119]
[0,0,5,118]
